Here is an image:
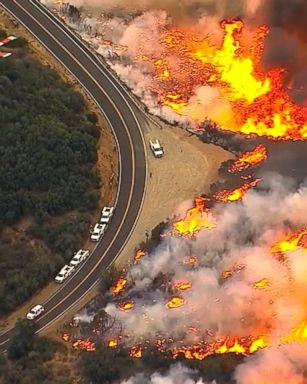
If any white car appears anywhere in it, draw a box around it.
[149,139,164,158]
[26,304,44,320]
[55,264,75,283]
[100,206,114,224]
[90,223,107,242]
[69,249,90,267]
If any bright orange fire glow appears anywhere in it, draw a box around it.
[147,20,307,140]
[222,264,245,279]
[253,278,270,289]
[172,335,269,360]
[72,339,96,352]
[111,277,127,295]
[167,296,185,309]
[173,197,216,236]
[270,229,307,255]
[62,333,70,342]
[229,144,268,173]
[183,256,198,265]
[281,320,307,344]
[130,346,142,358]
[214,179,261,202]
[134,249,147,263]
[174,281,192,290]
[119,300,135,311]
[108,339,118,348]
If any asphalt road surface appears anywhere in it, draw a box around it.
[0,0,147,351]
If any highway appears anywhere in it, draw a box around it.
[0,0,147,350]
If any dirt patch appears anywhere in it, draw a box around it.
[115,116,233,267]
[0,9,118,331]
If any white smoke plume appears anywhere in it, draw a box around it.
[121,364,215,384]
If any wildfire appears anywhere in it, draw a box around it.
[62,333,70,342]
[147,20,307,140]
[253,278,270,289]
[108,339,118,348]
[119,300,135,311]
[111,277,127,295]
[172,335,269,360]
[167,296,185,309]
[173,197,216,236]
[174,281,192,290]
[72,339,96,352]
[134,249,147,263]
[214,178,261,202]
[183,256,198,265]
[222,264,245,279]
[130,346,142,358]
[281,320,307,344]
[270,229,307,255]
[229,144,268,173]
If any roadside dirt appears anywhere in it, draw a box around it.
[0,9,118,331]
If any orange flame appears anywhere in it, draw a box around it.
[62,333,70,342]
[174,281,192,290]
[111,277,127,296]
[173,197,216,236]
[134,249,147,263]
[108,339,118,348]
[214,178,261,202]
[183,256,198,265]
[167,296,185,309]
[222,264,245,279]
[253,278,270,289]
[72,339,96,352]
[146,20,307,140]
[172,335,269,360]
[119,300,135,311]
[281,320,307,344]
[229,144,268,173]
[270,229,307,255]
[129,346,142,358]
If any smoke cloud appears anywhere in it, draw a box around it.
[121,364,214,384]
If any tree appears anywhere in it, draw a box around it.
[7,319,38,360]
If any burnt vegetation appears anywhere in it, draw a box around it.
[0,32,101,315]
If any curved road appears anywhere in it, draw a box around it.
[0,0,147,350]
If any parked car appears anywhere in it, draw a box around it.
[26,304,45,320]
[100,206,114,224]
[69,249,90,267]
[90,223,107,242]
[55,264,75,283]
[149,139,164,158]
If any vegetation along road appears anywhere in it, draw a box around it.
[0,0,147,351]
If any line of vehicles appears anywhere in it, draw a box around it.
[26,206,114,320]
[25,139,163,321]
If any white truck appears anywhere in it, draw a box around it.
[26,304,45,320]
[69,249,90,267]
[100,206,114,224]
[90,223,107,242]
[149,139,164,158]
[55,264,75,283]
